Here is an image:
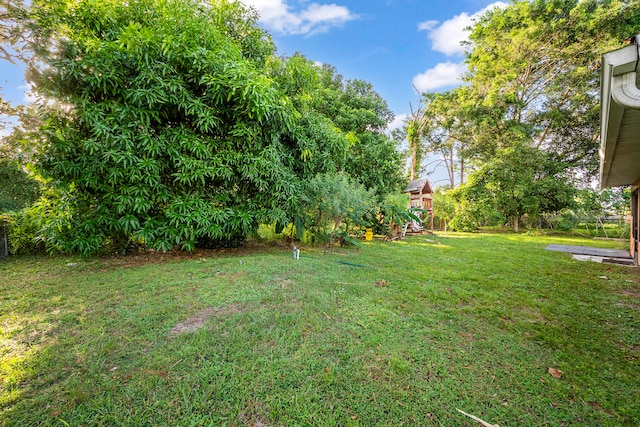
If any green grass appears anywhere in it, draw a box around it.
[1,233,639,426]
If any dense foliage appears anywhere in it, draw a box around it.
[410,0,640,231]
[464,0,640,176]
[453,144,576,231]
[301,172,375,247]
[10,0,403,254]
[24,0,298,253]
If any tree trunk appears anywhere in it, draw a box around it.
[513,215,519,233]
[410,136,418,181]
[446,150,455,188]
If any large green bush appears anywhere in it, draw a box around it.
[17,0,403,255]
[24,0,305,254]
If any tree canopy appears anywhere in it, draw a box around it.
[4,0,403,254]
[464,0,640,176]
[454,144,576,231]
[409,0,640,231]
[413,0,640,182]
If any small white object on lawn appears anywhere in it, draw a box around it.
[456,408,500,427]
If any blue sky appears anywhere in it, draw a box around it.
[242,0,507,129]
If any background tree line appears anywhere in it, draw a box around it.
[406,0,640,232]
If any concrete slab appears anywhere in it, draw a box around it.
[572,254,635,266]
[546,244,632,260]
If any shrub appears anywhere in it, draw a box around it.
[3,208,46,255]
[373,192,424,237]
[448,210,479,232]
[301,172,375,247]
[555,212,579,231]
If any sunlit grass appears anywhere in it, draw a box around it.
[1,233,638,426]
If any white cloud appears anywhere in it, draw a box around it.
[0,126,13,137]
[417,20,438,32]
[412,62,467,92]
[418,2,507,56]
[242,0,357,36]
[387,113,408,133]
[17,84,36,104]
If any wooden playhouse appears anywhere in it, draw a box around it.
[406,178,434,231]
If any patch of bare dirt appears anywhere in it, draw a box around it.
[168,303,246,337]
[236,403,269,427]
[618,289,640,298]
[375,279,390,287]
[96,242,283,269]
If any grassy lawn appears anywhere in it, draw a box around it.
[1,233,639,426]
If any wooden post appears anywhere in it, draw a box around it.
[1,222,7,259]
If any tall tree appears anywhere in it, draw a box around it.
[420,89,474,188]
[465,0,640,177]
[313,65,404,196]
[406,105,425,182]
[455,144,576,232]
[25,0,300,253]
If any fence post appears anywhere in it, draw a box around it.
[1,219,7,259]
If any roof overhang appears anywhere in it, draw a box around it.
[600,40,640,189]
[406,178,433,194]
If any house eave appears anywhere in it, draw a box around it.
[600,41,640,189]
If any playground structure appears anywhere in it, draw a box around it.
[405,177,434,232]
